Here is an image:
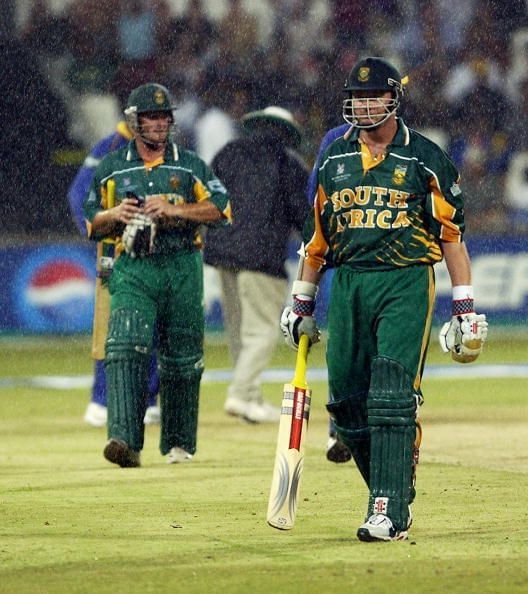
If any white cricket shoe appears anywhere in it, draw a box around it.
[245,400,280,423]
[167,447,193,464]
[144,405,160,425]
[224,396,280,424]
[224,395,249,417]
[84,402,107,427]
[357,513,408,542]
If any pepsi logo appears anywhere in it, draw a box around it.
[26,261,93,307]
[13,246,96,333]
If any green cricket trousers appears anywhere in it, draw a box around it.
[327,264,435,398]
[105,251,205,455]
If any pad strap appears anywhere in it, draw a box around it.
[291,280,318,299]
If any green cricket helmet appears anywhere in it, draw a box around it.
[124,83,176,145]
[342,57,404,129]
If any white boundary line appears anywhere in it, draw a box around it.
[1,364,527,390]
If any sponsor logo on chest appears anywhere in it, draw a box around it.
[332,161,352,182]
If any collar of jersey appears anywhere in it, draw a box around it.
[346,117,410,147]
[126,140,179,163]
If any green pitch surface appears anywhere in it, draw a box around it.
[1,336,527,594]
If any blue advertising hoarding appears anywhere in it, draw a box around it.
[0,244,96,334]
[0,237,526,334]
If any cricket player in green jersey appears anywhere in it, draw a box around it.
[281,58,488,541]
[83,83,231,468]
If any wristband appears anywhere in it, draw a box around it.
[292,280,318,299]
[452,285,473,300]
[452,299,474,315]
[292,295,315,316]
[452,285,474,315]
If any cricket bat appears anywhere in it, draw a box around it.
[267,334,311,530]
[91,179,116,360]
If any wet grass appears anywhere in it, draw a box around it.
[0,335,527,593]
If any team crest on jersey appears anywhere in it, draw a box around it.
[170,175,180,189]
[450,182,462,196]
[358,67,370,82]
[337,163,345,175]
[392,164,408,185]
[123,177,131,187]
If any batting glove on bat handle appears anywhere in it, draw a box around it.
[439,312,488,363]
[280,295,321,351]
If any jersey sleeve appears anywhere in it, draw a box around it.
[306,124,350,204]
[303,183,333,272]
[423,148,466,242]
[192,157,232,224]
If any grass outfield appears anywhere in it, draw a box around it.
[1,335,527,593]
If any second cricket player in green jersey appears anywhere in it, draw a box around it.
[83,83,231,469]
[84,141,231,253]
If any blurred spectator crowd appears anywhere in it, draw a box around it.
[3,0,528,235]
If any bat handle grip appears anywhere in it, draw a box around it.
[102,178,117,247]
[106,179,116,208]
[292,334,309,389]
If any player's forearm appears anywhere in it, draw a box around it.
[441,241,472,286]
[300,260,322,287]
[90,208,121,237]
[171,201,224,223]
[89,198,141,238]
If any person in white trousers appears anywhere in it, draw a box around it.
[203,106,310,423]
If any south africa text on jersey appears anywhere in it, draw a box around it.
[329,185,412,230]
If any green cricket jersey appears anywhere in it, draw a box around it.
[83,141,231,253]
[304,119,465,272]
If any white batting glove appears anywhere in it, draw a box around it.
[280,280,321,351]
[439,313,488,363]
[122,213,156,258]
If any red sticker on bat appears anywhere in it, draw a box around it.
[289,387,306,450]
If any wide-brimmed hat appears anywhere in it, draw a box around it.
[241,106,302,148]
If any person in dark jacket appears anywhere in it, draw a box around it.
[204,106,310,423]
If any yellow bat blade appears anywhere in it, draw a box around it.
[91,276,110,360]
[267,335,311,530]
[91,179,116,359]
